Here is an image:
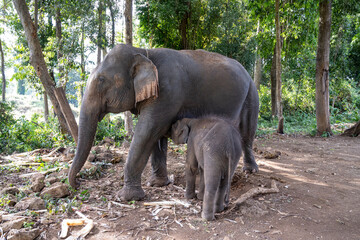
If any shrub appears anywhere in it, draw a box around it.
[95,115,127,146]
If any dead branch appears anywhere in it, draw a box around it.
[60,211,94,239]
[60,219,85,238]
[111,201,135,209]
[233,180,279,210]
[2,210,47,221]
[19,167,61,178]
[143,198,190,208]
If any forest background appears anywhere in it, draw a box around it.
[0,0,359,154]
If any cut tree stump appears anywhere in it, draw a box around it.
[341,120,360,137]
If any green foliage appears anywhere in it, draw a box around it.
[95,116,127,145]
[0,102,72,154]
[44,196,81,215]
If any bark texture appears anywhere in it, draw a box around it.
[54,87,78,144]
[275,0,284,134]
[253,20,262,90]
[124,0,134,137]
[315,0,332,135]
[0,39,6,102]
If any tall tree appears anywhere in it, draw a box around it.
[97,0,105,64]
[253,20,262,90]
[33,0,49,122]
[315,0,332,135]
[55,4,64,87]
[275,0,284,133]
[12,0,78,143]
[0,38,5,102]
[107,0,116,48]
[124,0,134,137]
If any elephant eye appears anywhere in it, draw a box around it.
[98,76,105,83]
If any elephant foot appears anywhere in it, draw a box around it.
[117,185,145,201]
[185,191,196,199]
[215,203,225,213]
[201,211,215,221]
[242,162,259,174]
[197,192,204,201]
[68,177,80,189]
[146,176,171,187]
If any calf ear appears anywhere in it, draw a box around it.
[131,54,159,106]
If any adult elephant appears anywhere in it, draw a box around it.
[68,44,259,201]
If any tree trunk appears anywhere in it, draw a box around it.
[315,0,332,136]
[179,1,191,49]
[34,0,38,29]
[34,0,49,122]
[13,0,78,143]
[78,22,85,107]
[54,87,78,144]
[44,91,49,122]
[56,6,64,86]
[108,0,115,48]
[270,47,277,116]
[341,120,360,137]
[124,0,134,137]
[0,38,6,102]
[253,21,262,90]
[97,0,104,65]
[275,0,284,134]
[125,0,133,46]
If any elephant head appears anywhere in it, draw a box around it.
[68,44,159,188]
[171,118,192,145]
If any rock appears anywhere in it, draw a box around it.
[40,182,69,198]
[45,177,58,185]
[31,173,45,182]
[87,152,96,162]
[1,187,20,196]
[97,152,114,162]
[0,218,26,232]
[30,174,45,193]
[81,161,99,176]
[100,137,115,146]
[6,194,18,207]
[57,168,69,176]
[7,228,41,240]
[15,197,46,210]
[263,151,281,159]
[111,153,124,164]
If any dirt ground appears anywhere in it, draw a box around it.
[1,134,359,240]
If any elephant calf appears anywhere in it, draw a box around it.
[171,116,242,221]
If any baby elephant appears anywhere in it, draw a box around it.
[171,117,242,220]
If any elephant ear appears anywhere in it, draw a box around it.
[131,53,159,106]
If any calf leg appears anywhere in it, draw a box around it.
[147,137,171,187]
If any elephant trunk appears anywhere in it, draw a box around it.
[68,109,99,188]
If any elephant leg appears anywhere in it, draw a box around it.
[202,170,220,221]
[215,174,228,213]
[197,168,204,201]
[147,137,171,187]
[118,111,173,201]
[240,84,259,173]
[185,145,197,199]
